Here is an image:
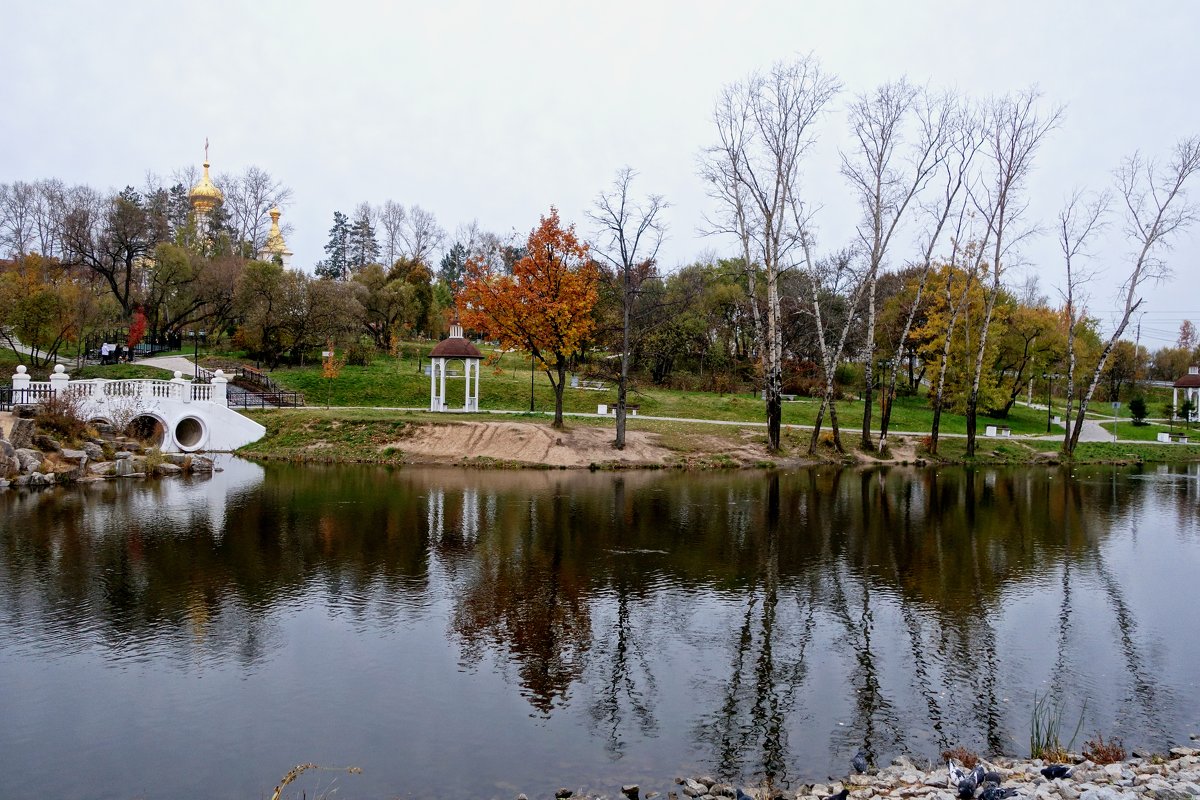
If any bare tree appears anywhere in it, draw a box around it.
[400,205,446,264]
[701,89,763,369]
[0,181,37,257]
[1066,136,1200,452]
[877,100,980,452]
[1055,190,1109,451]
[841,81,954,450]
[218,166,293,254]
[378,200,407,267]
[801,242,868,453]
[702,55,840,451]
[964,90,1062,456]
[588,167,668,450]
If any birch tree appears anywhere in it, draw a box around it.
[1066,136,1200,453]
[702,56,840,451]
[801,242,867,454]
[841,81,954,450]
[877,101,979,451]
[1056,190,1109,451]
[965,90,1062,456]
[588,167,668,450]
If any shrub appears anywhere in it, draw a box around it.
[345,341,374,367]
[1083,734,1125,765]
[941,747,981,769]
[35,394,87,442]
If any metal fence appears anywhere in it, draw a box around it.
[0,385,55,411]
[226,390,305,409]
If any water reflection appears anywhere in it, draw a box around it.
[1,462,1198,798]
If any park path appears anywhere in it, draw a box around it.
[135,355,200,375]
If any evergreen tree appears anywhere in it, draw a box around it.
[348,205,380,272]
[438,241,468,293]
[319,211,350,279]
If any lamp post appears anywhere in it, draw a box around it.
[529,352,535,412]
[189,329,198,380]
[1042,372,1060,433]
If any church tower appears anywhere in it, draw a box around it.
[257,206,293,267]
[188,139,224,240]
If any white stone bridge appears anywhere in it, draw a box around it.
[9,365,266,453]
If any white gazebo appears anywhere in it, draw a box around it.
[429,321,483,412]
[1173,365,1200,418]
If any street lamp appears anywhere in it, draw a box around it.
[188,330,198,380]
[529,352,535,412]
[1042,372,1060,433]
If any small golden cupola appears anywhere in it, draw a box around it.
[189,140,224,215]
[257,206,293,267]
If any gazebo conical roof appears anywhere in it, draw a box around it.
[430,323,482,358]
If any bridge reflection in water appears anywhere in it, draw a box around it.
[0,463,1197,799]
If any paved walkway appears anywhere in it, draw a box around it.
[135,355,200,375]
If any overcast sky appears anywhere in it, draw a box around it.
[4,1,1199,346]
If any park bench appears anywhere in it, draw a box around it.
[1157,431,1189,444]
[984,425,1012,438]
[597,403,639,416]
[571,375,608,390]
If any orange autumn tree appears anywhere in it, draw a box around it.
[459,208,598,429]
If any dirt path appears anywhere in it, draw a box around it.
[386,421,682,467]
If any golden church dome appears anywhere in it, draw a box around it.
[189,158,223,213]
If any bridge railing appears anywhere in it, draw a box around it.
[8,365,232,408]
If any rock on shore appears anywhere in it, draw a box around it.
[530,748,1200,800]
[0,413,219,490]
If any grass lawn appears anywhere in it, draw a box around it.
[1100,420,1196,442]
[253,343,1052,436]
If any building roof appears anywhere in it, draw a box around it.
[430,336,482,359]
[1174,373,1200,388]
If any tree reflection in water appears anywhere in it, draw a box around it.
[1,461,1195,792]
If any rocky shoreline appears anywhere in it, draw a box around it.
[0,409,219,490]
[534,747,1200,800]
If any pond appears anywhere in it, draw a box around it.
[1,460,1198,799]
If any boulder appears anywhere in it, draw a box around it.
[190,456,215,473]
[83,442,105,461]
[113,458,135,477]
[0,440,18,479]
[8,417,35,449]
[33,434,62,452]
[16,448,43,474]
[58,449,89,480]
[154,462,183,476]
[114,451,134,460]
[88,461,115,477]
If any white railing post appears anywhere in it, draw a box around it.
[11,365,30,395]
[170,370,190,403]
[211,370,228,407]
[49,364,70,397]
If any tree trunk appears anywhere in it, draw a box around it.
[1067,323,1130,452]
[965,281,1000,458]
[552,361,567,429]
[615,263,631,450]
[764,264,782,451]
[860,273,877,450]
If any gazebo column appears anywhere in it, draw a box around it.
[1174,387,1179,418]
[430,359,437,411]
[463,359,472,411]
[474,360,480,411]
[439,358,447,411]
